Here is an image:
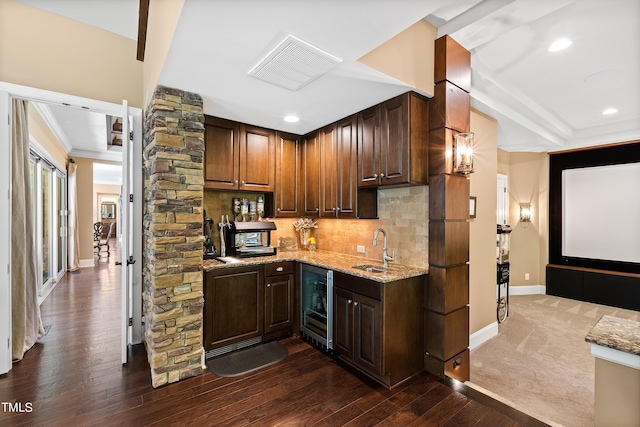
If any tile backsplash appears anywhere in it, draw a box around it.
[203,186,429,269]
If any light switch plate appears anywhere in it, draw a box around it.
[357,245,365,254]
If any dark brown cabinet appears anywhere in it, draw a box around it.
[204,116,239,190]
[240,124,275,192]
[274,132,301,217]
[320,116,357,218]
[204,115,275,192]
[204,263,294,352]
[333,271,424,388]
[204,265,264,351]
[302,131,321,217]
[357,92,429,188]
[264,262,295,335]
[333,287,354,360]
[333,287,382,377]
[357,106,381,188]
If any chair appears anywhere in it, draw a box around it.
[95,222,115,257]
[93,222,103,256]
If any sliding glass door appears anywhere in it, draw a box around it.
[30,151,67,300]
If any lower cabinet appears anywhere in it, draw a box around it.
[264,262,295,336]
[334,287,382,376]
[204,265,264,350]
[333,271,424,388]
[204,262,295,352]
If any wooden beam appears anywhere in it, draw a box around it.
[136,0,150,62]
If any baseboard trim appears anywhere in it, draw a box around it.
[470,321,498,350]
[79,259,94,268]
[510,285,545,295]
[472,285,545,349]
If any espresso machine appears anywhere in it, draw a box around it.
[202,211,217,259]
[225,221,277,257]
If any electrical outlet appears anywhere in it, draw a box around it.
[525,273,530,281]
[357,245,366,254]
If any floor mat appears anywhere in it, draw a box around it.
[207,341,288,377]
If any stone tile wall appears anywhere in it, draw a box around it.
[143,86,205,387]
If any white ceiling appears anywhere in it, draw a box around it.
[18,0,640,159]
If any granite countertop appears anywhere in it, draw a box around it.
[202,249,427,283]
[585,315,640,357]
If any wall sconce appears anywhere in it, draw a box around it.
[453,132,474,174]
[520,203,532,223]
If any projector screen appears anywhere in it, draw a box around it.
[562,162,640,263]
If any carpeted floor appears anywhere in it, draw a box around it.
[469,294,640,427]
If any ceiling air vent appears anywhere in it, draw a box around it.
[248,35,342,91]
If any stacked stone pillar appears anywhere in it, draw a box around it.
[425,35,471,382]
[143,85,205,387]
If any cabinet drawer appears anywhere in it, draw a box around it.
[334,271,382,301]
[265,261,295,276]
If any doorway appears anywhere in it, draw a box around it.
[0,82,142,375]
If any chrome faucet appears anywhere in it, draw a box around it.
[372,228,395,268]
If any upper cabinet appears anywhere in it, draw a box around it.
[240,124,275,192]
[320,117,357,218]
[204,116,239,190]
[203,90,427,219]
[302,131,321,217]
[274,132,301,217]
[358,92,429,188]
[335,115,358,218]
[204,115,275,192]
[357,106,381,188]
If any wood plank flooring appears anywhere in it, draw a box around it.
[0,247,547,426]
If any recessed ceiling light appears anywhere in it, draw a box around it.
[602,108,618,115]
[284,115,299,123]
[548,39,571,52]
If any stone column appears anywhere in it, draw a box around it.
[143,85,205,387]
[426,35,471,382]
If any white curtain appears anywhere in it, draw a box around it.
[67,162,80,271]
[11,99,44,362]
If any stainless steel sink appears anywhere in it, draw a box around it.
[352,264,393,274]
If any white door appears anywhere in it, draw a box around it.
[0,89,12,375]
[120,101,143,364]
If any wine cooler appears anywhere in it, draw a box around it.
[299,264,333,352]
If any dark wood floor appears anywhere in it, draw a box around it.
[0,245,547,426]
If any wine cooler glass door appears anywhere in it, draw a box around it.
[300,265,332,349]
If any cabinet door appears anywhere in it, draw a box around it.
[380,93,410,186]
[264,273,294,334]
[353,294,382,376]
[320,124,337,217]
[357,106,381,188]
[204,266,264,350]
[336,115,357,218]
[204,116,240,190]
[239,124,275,192]
[275,132,301,217]
[302,132,320,217]
[333,287,354,360]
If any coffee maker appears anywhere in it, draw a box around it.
[202,211,217,259]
